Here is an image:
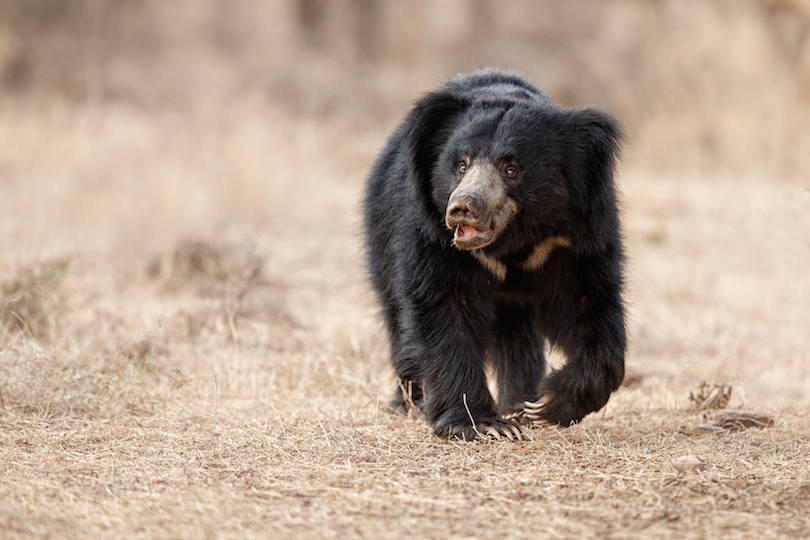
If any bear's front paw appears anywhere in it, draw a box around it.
[433,409,524,441]
[524,367,615,427]
[520,396,557,427]
[521,393,587,428]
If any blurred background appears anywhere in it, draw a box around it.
[3,0,809,173]
[2,1,809,258]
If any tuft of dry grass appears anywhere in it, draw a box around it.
[1,258,70,343]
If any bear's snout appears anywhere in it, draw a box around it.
[445,161,500,229]
[446,194,485,224]
[445,200,495,250]
[444,161,517,250]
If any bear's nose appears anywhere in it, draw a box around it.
[447,196,483,222]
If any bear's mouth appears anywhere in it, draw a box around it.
[453,223,495,250]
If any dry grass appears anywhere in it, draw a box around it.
[0,95,808,539]
[3,408,810,539]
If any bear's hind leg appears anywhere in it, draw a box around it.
[390,377,424,416]
[388,334,426,415]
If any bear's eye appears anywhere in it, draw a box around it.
[457,161,467,175]
[505,166,517,178]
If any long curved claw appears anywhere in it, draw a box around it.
[504,410,531,426]
[500,426,515,441]
[476,421,524,441]
[521,397,555,428]
[524,396,550,412]
[483,425,502,440]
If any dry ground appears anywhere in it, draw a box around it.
[1,97,809,539]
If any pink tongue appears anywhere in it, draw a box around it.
[457,225,480,238]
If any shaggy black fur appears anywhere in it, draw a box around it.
[363,69,626,439]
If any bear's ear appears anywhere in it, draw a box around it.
[563,109,623,254]
[404,91,470,181]
[401,91,471,240]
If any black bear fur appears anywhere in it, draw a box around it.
[363,69,626,440]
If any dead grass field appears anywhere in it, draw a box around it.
[1,93,809,539]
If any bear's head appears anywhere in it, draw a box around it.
[404,89,621,258]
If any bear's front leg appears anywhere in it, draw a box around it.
[524,252,626,426]
[410,296,523,440]
[491,304,547,417]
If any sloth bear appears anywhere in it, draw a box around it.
[363,69,626,440]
